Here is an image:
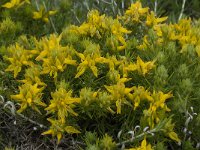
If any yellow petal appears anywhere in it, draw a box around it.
[157,16,168,23]
[116,99,121,114]
[2,2,14,8]
[76,52,85,60]
[90,66,98,77]
[57,132,62,143]
[75,66,86,78]
[64,126,81,134]
[33,12,42,19]
[42,129,53,135]
[196,45,200,57]
[64,59,76,65]
[49,10,57,16]
[141,138,147,148]
[17,103,27,113]
[11,94,24,100]
[168,131,181,143]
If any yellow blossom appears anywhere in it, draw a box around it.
[2,0,30,9]
[33,6,57,23]
[11,83,46,113]
[105,77,132,114]
[69,10,131,51]
[128,86,153,110]
[145,91,172,128]
[19,65,46,86]
[42,118,80,143]
[35,34,76,79]
[146,11,168,27]
[111,20,131,51]
[136,56,155,75]
[164,119,181,143]
[5,43,36,78]
[69,10,107,38]
[129,138,153,150]
[137,35,149,50]
[124,1,149,23]
[125,56,155,76]
[75,42,105,78]
[45,88,80,124]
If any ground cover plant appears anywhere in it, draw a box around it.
[0,0,200,149]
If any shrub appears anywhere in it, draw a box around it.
[0,0,200,149]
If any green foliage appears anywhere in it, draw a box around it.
[0,17,22,45]
[84,132,116,150]
[0,0,200,149]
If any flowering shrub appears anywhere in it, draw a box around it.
[0,0,200,149]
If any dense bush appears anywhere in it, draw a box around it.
[0,0,200,149]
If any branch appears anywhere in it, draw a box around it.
[116,128,157,147]
[0,95,47,129]
[178,0,187,21]
[154,0,158,16]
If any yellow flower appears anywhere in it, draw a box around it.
[19,65,46,86]
[11,83,46,113]
[124,1,149,23]
[105,77,132,114]
[75,42,105,78]
[128,86,153,110]
[137,35,149,50]
[42,118,80,143]
[35,34,76,79]
[75,53,98,78]
[111,20,131,51]
[69,10,107,38]
[33,6,57,23]
[168,131,181,143]
[129,138,153,150]
[2,0,30,9]
[98,55,121,71]
[164,119,181,143]
[145,91,172,128]
[45,88,80,124]
[125,56,155,76]
[146,11,168,27]
[69,10,130,51]
[36,34,62,61]
[136,56,155,75]
[5,43,36,78]
[87,10,107,32]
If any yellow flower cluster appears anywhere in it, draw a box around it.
[69,10,131,51]
[146,11,168,27]
[2,0,57,23]
[75,41,104,78]
[35,34,77,79]
[2,0,30,9]
[105,76,132,114]
[129,137,153,150]
[19,65,46,86]
[144,91,172,128]
[123,1,149,23]
[33,6,57,23]
[4,1,182,145]
[42,118,80,143]
[45,88,80,124]
[174,19,200,56]
[5,43,36,78]
[11,83,46,113]
[132,9,200,57]
[44,87,81,143]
